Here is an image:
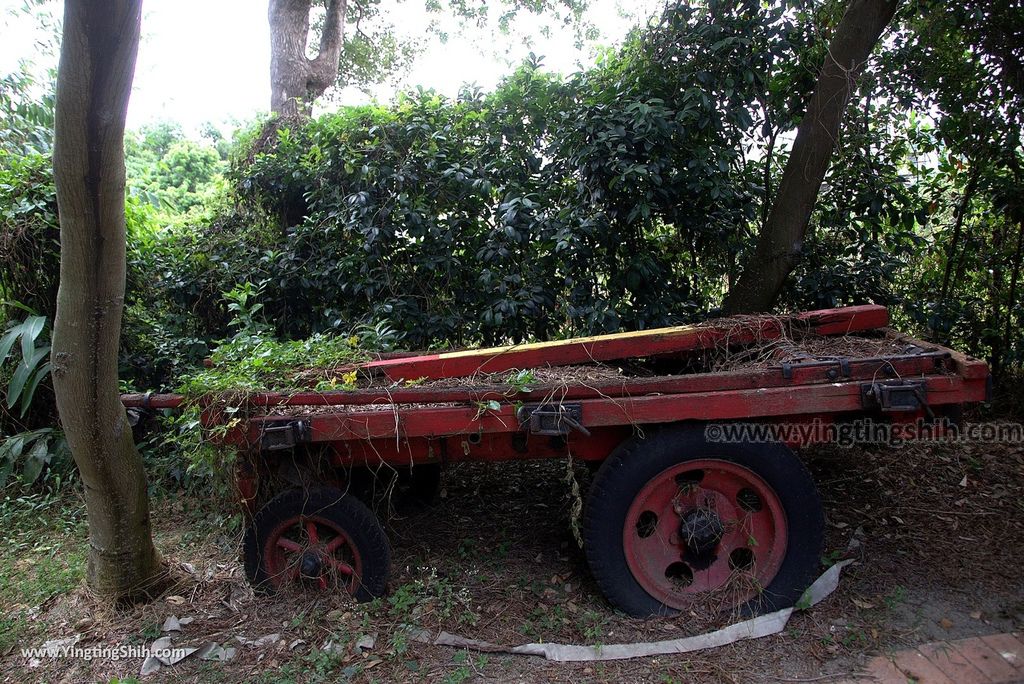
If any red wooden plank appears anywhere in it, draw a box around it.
[804,304,889,335]
[122,350,945,410]
[119,305,896,410]
[359,305,889,381]
[323,427,629,467]
[201,352,953,408]
[123,333,982,418]
[249,373,984,443]
[359,322,778,381]
[120,393,185,409]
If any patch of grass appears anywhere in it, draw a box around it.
[456,537,478,559]
[520,604,570,637]
[381,568,479,627]
[262,643,349,684]
[0,491,87,653]
[176,332,370,398]
[443,650,474,684]
[883,584,907,611]
[840,627,870,648]
[580,609,608,644]
[167,328,382,492]
[188,664,225,683]
[140,621,162,641]
[820,549,843,567]
[506,369,536,393]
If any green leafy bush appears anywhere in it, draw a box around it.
[0,312,51,418]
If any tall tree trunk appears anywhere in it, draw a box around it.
[722,0,901,314]
[269,0,347,117]
[52,0,162,599]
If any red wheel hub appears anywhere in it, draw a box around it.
[622,458,787,610]
[263,515,363,593]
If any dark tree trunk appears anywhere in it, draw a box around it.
[269,0,347,117]
[939,165,981,307]
[52,0,162,598]
[722,0,901,314]
[1003,219,1024,374]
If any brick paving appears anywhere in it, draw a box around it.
[833,632,1024,683]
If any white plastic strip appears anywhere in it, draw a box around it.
[420,559,853,662]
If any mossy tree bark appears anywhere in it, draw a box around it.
[51,0,162,599]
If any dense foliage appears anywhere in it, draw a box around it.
[124,122,228,223]
[159,1,1021,369]
[161,4,820,349]
[1,0,1022,490]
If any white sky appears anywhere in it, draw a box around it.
[1,0,660,135]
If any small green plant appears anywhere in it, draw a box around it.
[224,281,270,337]
[883,584,907,611]
[0,427,67,488]
[841,628,870,648]
[388,582,419,616]
[820,549,843,567]
[444,650,473,684]
[263,642,348,684]
[140,622,162,640]
[581,609,607,643]
[520,605,570,636]
[473,399,501,419]
[313,370,359,392]
[389,628,410,656]
[0,310,51,417]
[457,537,478,559]
[384,568,478,625]
[506,369,536,393]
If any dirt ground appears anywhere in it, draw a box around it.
[1,433,1022,683]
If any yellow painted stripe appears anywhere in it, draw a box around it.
[434,324,702,360]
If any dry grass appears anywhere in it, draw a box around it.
[267,329,934,421]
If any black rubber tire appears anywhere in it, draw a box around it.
[583,423,824,618]
[244,486,391,601]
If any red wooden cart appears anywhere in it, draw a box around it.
[122,305,989,617]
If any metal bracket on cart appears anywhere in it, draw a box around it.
[516,403,590,437]
[260,420,311,451]
[782,356,852,380]
[860,380,931,416]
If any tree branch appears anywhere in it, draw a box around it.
[723,0,902,314]
[307,0,347,94]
